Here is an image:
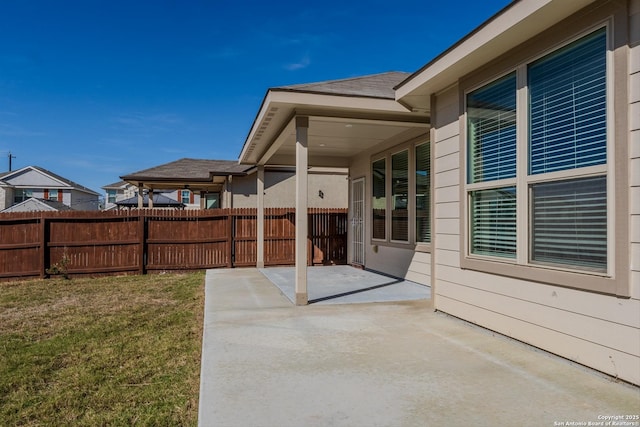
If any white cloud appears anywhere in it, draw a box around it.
[284,54,311,71]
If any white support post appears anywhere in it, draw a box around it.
[138,183,144,209]
[148,189,154,209]
[257,165,265,269]
[295,116,309,306]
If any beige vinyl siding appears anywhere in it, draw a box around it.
[431,55,640,386]
[405,251,430,285]
[631,0,640,299]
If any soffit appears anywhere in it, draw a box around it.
[127,178,225,191]
[240,90,428,166]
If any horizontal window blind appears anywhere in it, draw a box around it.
[470,187,517,258]
[467,73,517,183]
[529,28,607,175]
[372,158,386,240]
[392,150,409,241]
[415,143,430,243]
[531,176,607,270]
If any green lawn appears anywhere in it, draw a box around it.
[0,272,205,426]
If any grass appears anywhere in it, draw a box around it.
[0,272,205,426]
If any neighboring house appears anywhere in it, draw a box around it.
[117,158,251,210]
[0,166,100,211]
[240,0,640,386]
[114,158,348,209]
[102,180,136,210]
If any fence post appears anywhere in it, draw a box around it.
[39,212,48,278]
[138,211,146,275]
[226,209,233,268]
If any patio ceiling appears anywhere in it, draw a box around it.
[240,78,429,167]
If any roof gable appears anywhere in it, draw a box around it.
[1,166,68,188]
[1,197,72,213]
[0,166,99,195]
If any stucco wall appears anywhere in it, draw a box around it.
[429,6,640,385]
[231,170,348,209]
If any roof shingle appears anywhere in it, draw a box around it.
[275,71,410,99]
[120,158,251,182]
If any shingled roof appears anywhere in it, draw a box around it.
[274,71,410,99]
[120,158,251,182]
[115,193,185,208]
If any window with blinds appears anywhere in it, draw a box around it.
[531,177,607,270]
[415,143,430,243]
[470,187,516,258]
[467,73,517,184]
[372,158,386,240]
[391,150,408,241]
[467,73,517,258]
[529,28,607,175]
[465,26,609,274]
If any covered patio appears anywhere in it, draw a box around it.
[239,72,429,305]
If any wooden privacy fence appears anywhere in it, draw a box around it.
[0,208,347,280]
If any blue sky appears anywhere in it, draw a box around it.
[0,0,512,195]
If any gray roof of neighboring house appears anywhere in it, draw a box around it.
[115,193,185,208]
[102,180,129,189]
[1,197,73,212]
[0,166,100,196]
[120,158,251,182]
[274,71,411,99]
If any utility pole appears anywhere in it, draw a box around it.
[8,152,16,171]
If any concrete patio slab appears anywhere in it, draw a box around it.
[198,268,640,427]
[258,265,430,305]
